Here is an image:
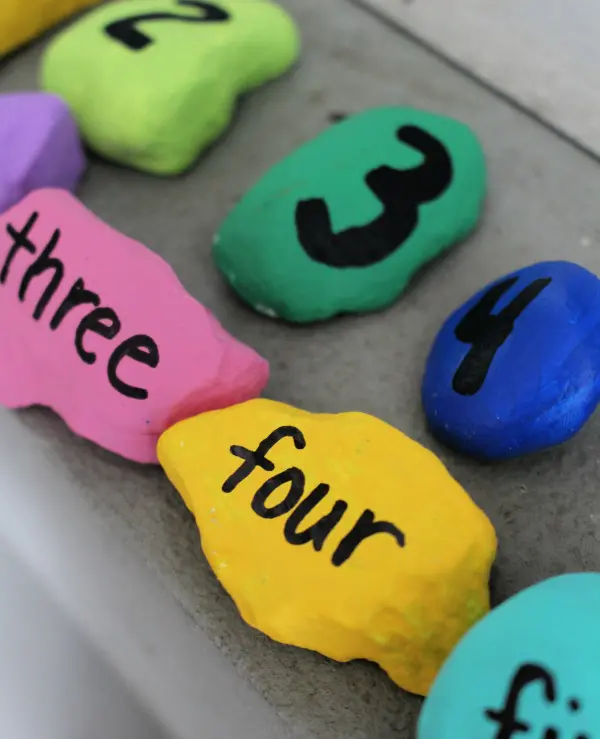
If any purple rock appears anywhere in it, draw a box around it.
[0,92,85,215]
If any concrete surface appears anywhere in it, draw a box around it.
[1,1,600,738]
[357,0,600,157]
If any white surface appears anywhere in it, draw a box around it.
[0,543,171,739]
[357,0,600,154]
[0,407,289,739]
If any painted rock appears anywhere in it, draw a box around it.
[422,261,600,459]
[419,574,600,739]
[0,189,269,463]
[157,398,497,695]
[213,107,486,323]
[41,0,300,175]
[0,0,100,57]
[0,93,85,216]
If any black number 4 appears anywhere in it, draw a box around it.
[105,1,230,51]
[294,125,453,268]
[452,276,552,396]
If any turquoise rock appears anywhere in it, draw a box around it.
[419,574,600,739]
[214,107,486,323]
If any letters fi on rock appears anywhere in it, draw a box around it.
[419,574,600,739]
[214,106,486,323]
[0,93,85,216]
[41,0,300,175]
[0,189,269,463]
[422,261,600,459]
[157,398,497,696]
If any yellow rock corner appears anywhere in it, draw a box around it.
[0,0,100,57]
[158,399,497,695]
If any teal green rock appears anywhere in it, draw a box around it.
[214,107,486,323]
[419,574,600,739]
[40,0,300,175]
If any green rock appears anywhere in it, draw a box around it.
[40,0,300,175]
[214,107,486,323]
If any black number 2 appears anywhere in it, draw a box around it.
[452,276,552,396]
[105,1,230,51]
[294,126,453,268]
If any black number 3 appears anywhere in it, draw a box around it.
[294,126,453,268]
[105,0,230,51]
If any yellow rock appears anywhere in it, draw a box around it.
[158,399,497,695]
[0,0,100,57]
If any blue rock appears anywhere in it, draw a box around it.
[422,261,600,459]
[418,574,600,739]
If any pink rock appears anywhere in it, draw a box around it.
[0,189,269,462]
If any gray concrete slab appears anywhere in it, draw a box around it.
[355,0,600,158]
[1,1,600,738]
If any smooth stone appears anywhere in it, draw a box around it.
[41,0,300,175]
[0,93,85,216]
[157,398,497,695]
[214,107,486,323]
[419,574,600,739]
[422,260,600,459]
[0,0,100,56]
[0,189,269,463]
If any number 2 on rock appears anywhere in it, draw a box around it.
[105,1,230,51]
[295,126,453,268]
